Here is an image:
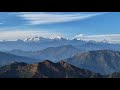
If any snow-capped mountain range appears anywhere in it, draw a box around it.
[0,36,120,51]
[24,36,67,42]
[24,37,49,42]
[23,36,113,44]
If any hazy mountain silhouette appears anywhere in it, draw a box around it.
[0,51,39,66]
[64,50,120,74]
[7,45,81,62]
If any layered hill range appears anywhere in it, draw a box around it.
[0,36,120,77]
[0,60,119,78]
[7,45,80,62]
[1,49,120,75]
[0,51,39,66]
[0,60,103,78]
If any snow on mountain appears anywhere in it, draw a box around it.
[24,36,67,42]
[74,34,120,44]
[49,35,68,40]
[3,35,118,45]
[1,35,120,51]
[24,37,50,42]
[99,39,115,44]
[50,35,62,39]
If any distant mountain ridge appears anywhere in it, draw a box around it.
[24,36,67,42]
[1,55,120,78]
[64,50,120,74]
[0,51,39,66]
[7,45,81,62]
[4,49,120,75]
[1,36,120,51]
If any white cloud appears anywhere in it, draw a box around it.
[0,30,63,41]
[16,12,106,25]
[75,34,84,37]
[75,34,120,43]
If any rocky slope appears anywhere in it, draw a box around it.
[64,50,120,74]
[0,60,102,78]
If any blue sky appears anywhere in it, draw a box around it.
[0,12,120,43]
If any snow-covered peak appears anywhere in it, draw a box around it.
[49,35,67,40]
[54,36,62,39]
[24,37,47,42]
[98,39,113,44]
[24,36,68,42]
[100,39,109,43]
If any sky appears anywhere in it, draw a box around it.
[0,12,120,43]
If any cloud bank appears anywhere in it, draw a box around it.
[17,12,105,25]
[0,29,120,44]
[0,30,62,41]
[75,34,120,43]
